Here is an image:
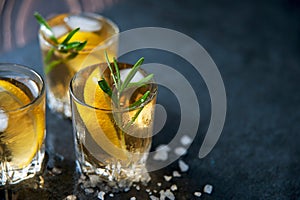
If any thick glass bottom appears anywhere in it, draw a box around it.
[0,145,45,186]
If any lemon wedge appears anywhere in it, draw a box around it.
[76,67,127,160]
[0,79,41,168]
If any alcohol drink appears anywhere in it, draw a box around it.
[38,13,119,117]
[70,63,157,189]
[0,64,45,185]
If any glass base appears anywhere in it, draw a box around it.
[76,159,151,192]
[0,146,45,186]
[47,90,71,118]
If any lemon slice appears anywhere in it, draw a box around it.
[76,67,127,160]
[0,79,39,168]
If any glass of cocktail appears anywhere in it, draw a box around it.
[0,63,46,185]
[69,58,157,190]
[37,12,119,117]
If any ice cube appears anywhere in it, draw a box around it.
[0,110,8,132]
[65,14,102,32]
[51,25,68,39]
[120,69,145,83]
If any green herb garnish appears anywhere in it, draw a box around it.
[98,52,154,128]
[34,12,87,74]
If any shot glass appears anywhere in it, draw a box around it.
[0,63,46,185]
[38,12,119,117]
[70,63,157,190]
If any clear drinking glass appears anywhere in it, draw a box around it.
[38,13,119,117]
[70,63,157,190]
[0,63,46,185]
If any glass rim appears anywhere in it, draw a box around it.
[69,62,158,113]
[38,12,120,53]
[0,63,45,113]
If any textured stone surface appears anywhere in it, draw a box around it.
[0,0,300,199]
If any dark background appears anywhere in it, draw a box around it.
[0,0,300,199]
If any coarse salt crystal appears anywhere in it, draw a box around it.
[178,160,189,172]
[164,189,175,200]
[97,191,105,200]
[180,135,192,146]
[170,184,177,191]
[203,184,213,194]
[194,191,202,197]
[109,193,114,197]
[130,197,136,200]
[150,195,159,200]
[164,175,172,182]
[136,185,140,191]
[64,195,77,200]
[172,171,181,177]
[153,145,171,161]
[174,147,187,156]
[157,182,162,187]
[84,188,94,194]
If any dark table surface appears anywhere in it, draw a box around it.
[0,0,300,199]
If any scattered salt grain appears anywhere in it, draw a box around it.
[124,187,130,192]
[180,135,192,146]
[146,188,151,193]
[84,188,94,194]
[153,190,158,193]
[153,145,171,161]
[157,182,162,187]
[150,195,159,200]
[159,189,175,200]
[178,160,189,172]
[174,147,187,156]
[164,175,172,182]
[203,184,213,194]
[51,167,62,175]
[64,195,77,200]
[130,197,136,200]
[136,185,140,191]
[109,193,114,197]
[97,191,105,200]
[194,191,202,197]
[89,175,101,187]
[172,171,181,177]
[170,184,177,191]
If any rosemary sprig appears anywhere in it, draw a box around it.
[34,12,87,74]
[98,52,153,127]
